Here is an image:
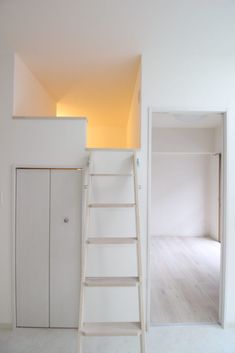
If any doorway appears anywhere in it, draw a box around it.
[148,112,225,326]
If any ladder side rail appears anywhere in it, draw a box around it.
[78,153,92,349]
[133,152,146,353]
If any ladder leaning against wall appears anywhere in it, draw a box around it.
[78,150,146,353]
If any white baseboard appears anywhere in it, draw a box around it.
[222,322,235,329]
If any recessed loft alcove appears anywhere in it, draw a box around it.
[13,54,140,149]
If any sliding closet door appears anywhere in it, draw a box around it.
[50,170,82,327]
[16,169,50,327]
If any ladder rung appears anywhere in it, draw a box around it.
[90,173,133,177]
[87,237,138,245]
[84,277,140,287]
[80,322,141,336]
[88,203,135,208]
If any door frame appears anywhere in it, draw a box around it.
[11,164,84,328]
[146,108,227,329]
[218,153,222,243]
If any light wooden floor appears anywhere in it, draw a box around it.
[150,236,220,325]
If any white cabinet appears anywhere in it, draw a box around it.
[50,170,81,327]
[16,169,50,327]
[16,168,82,328]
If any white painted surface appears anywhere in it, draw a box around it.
[0,191,3,206]
[16,169,83,328]
[127,64,141,148]
[50,170,82,328]
[13,55,56,116]
[214,125,224,244]
[0,46,87,325]
[1,0,235,122]
[1,0,235,329]
[151,154,211,237]
[151,128,220,238]
[16,169,50,327]
[152,128,216,153]
[152,112,223,128]
[209,155,220,241]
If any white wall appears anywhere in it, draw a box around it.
[1,1,235,328]
[152,128,216,153]
[0,47,138,325]
[0,47,88,325]
[141,53,235,326]
[151,154,211,237]
[13,55,56,117]
[209,155,220,241]
[214,124,224,244]
[151,128,219,238]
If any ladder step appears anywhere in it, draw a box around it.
[90,173,133,177]
[87,237,138,245]
[84,277,140,287]
[80,322,141,336]
[88,203,135,208]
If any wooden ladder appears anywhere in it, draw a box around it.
[78,151,146,353]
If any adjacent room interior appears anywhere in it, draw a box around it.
[150,112,224,325]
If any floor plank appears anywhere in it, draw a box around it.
[150,236,220,324]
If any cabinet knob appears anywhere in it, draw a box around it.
[64,217,69,223]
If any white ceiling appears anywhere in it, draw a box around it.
[0,0,235,124]
[152,112,223,128]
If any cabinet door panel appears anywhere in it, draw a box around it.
[50,170,82,327]
[16,169,50,327]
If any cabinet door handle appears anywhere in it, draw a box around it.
[64,217,69,223]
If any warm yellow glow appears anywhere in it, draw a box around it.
[56,60,141,149]
[126,65,141,149]
[56,103,128,148]
[88,125,127,148]
[14,54,141,149]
